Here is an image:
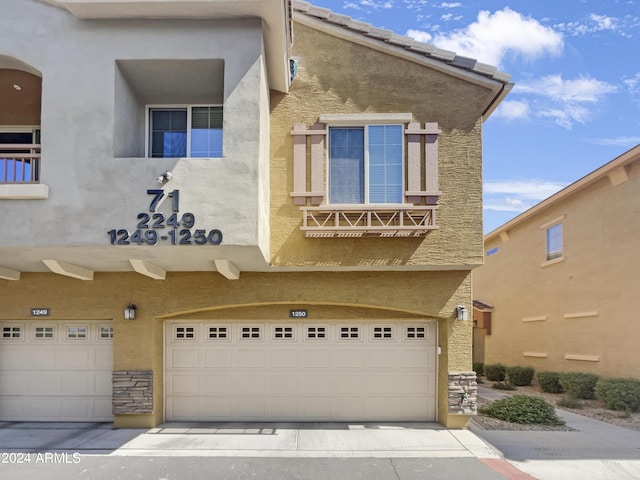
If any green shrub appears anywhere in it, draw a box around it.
[479,395,564,426]
[507,366,535,386]
[492,381,516,391]
[595,377,640,412]
[557,396,584,409]
[473,362,485,376]
[484,363,507,382]
[537,371,564,394]
[559,372,599,399]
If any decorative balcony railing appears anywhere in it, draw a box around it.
[0,144,41,183]
[300,205,438,238]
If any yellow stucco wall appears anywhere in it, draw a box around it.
[270,22,488,268]
[475,159,640,379]
[1,269,473,427]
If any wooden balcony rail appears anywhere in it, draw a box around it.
[301,205,438,238]
[0,144,41,183]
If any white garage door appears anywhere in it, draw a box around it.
[165,321,436,421]
[0,321,113,422]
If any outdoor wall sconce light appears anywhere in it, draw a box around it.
[156,171,173,185]
[456,305,469,321]
[124,304,137,320]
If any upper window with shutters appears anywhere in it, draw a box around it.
[291,114,440,238]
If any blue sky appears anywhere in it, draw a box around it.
[306,0,640,233]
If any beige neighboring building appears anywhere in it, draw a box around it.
[474,145,640,379]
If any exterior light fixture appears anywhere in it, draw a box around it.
[124,304,137,320]
[456,305,469,321]
[156,171,173,184]
[12,84,22,91]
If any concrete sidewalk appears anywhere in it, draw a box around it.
[472,386,640,480]
[0,421,498,459]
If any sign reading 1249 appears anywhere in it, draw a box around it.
[107,189,223,246]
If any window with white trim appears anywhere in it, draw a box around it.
[240,326,262,340]
[208,326,229,340]
[328,125,403,204]
[67,326,88,340]
[546,223,563,260]
[338,325,360,340]
[405,326,426,340]
[148,106,222,158]
[273,326,295,340]
[34,325,55,339]
[99,326,114,339]
[175,326,196,340]
[305,325,328,340]
[371,325,394,340]
[1,325,22,339]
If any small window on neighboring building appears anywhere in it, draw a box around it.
[546,223,563,260]
[486,247,498,256]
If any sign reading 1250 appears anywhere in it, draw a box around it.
[107,189,223,246]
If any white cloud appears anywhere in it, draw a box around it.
[492,100,530,121]
[484,179,568,212]
[586,136,640,147]
[509,75,616,129]
[516,75,617,103]
[358,0,394,9]
[556,13,621,37]
[406,28,432,43]
[440,2,462,7]
[422,8,563,67]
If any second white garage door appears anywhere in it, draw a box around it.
[165,321,436,422]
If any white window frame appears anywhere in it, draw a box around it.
[336,324,362,341]
[404,325,428,341]
[322,114,409,206]
[98,325,114,340]
[370,324,395,341]
[145,104,223,158]
[545,223,563,261]
[1,324,24,341]
[304,324,330,341]
[238,324,263,341]
[271,324,296,341]
[65,325,89,341]
[206,324,231,342]
[33,324,56,341]
[174,325,197,341]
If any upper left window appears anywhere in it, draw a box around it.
[148,106,222,158]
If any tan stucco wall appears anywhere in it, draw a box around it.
[270,22,488,268]
[475,159,640,379]
[1,269,472,427]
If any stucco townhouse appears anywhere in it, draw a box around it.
[0,0,512,429]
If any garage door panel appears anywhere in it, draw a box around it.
[334,350,364,368]
[172,374,200,394]
[270,375,299,394]
[235,375,265,394]
[269,349,298,368]
[30,348,58,369]
[303,374,331,394]
[165,321,436,422]
[203,375,232,394]
[302,350,331,368]
[60,371,95,395]
[0,320,113,422]
[204,349,232,368]
[366,350,400,368]
[237,350,265,368]
[332,375,364,394]
[170,349,199,368]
